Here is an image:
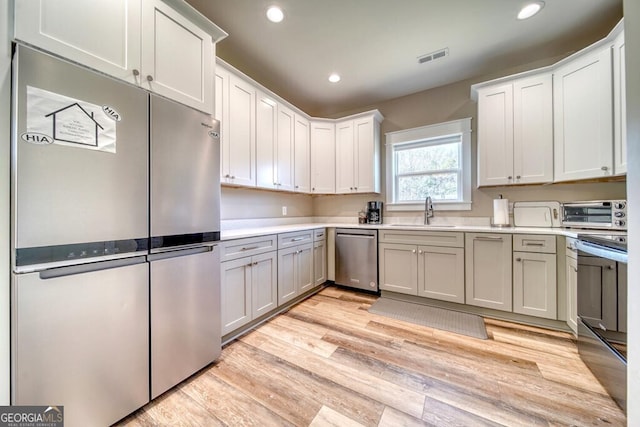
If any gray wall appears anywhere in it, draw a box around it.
[623,0,639,425]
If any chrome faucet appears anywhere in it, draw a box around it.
[424,196,434,225]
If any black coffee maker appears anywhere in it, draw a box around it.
[366,201,383,224]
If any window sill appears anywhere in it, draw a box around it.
[386,201,472,212]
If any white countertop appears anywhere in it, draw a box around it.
[220,222,625,241]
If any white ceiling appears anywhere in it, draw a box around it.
[186,0,622,116]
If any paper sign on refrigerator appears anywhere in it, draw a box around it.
[23,86,120,153]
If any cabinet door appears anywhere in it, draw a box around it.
[310,121,336,193]
[297,244,314,294]
[418,246,464,303]
[226,74,256,186]
[477,84,514,186]
[221,258,252,335]
[142,0,213,113]
[353,117,377,193]
[566,256,578,334]
[613,31,627,175]
[294,114,311,193]
[465,233,513,311]
[278,246,298,305]
[276,105,295,191]
[513,74,553,184]
[335,120,355,193]
[513,252,557,319]
[256,91,277,189]
[313,240,327,287]
[578,256,617,331]
[554,47,613,181]
[14,0,141,84]
[379,243,417,295]
[251,252,278,318]
[215,68,230,178]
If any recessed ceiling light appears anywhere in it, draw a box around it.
[517,1,544,20]
[328,73,341,83]
[266,6,284,23]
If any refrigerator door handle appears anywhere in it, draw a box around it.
[39,256,147,280]
[147,244,215,262]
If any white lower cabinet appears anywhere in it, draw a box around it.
[220,251,277,335]
[418,246,465,303]
[512,234,557,320]
[313,229,327,287]
[379,230,464,302]
[465,233,512,311]
[278,244,313,305]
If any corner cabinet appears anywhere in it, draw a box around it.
[476,74,553,186]
[335,111,383,194]
[553,44,613,181]
[465,233,512,311]
[14,0,227,114]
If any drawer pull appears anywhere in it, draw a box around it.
[524,242,544,246]
[292,237,305,242]
[572,266,578,272]
[241,246,259,251]
[475,236,503,241]
[515,257,522,262]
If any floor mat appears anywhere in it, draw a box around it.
[368,298,488,340]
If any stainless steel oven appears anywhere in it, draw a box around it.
[562,200,627,230]
[576,234,627,412]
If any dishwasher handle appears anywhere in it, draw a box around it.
[39,256,147,279]
[336,233,376,240]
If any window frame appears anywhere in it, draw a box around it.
[385,118,472,211]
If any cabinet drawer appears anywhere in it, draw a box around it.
[378,229,464,247]
[278,230,314,249]
[513,234,556,253]
[313,228,326,242]
[221,235,277,261]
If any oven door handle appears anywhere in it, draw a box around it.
[575,240,628,263]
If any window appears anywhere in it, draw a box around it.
[386,118,472,211]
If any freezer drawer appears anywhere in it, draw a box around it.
[150,245,221,398]
[335,229,378,292]
[12,258,149,427]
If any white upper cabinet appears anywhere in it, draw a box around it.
[219,72,256,186]
[141,0,214,113]
[15,0,227,114]
[310,121,336,194]
[276,105,295,191]
[256,91,278,190]
[553,45,613,181]
[294,114,311,193]
[14,0,141,83]
[613,29,627,175]
[476,73,553,186]
[335,111,383,194]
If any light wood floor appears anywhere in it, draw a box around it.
[116,286,626,426]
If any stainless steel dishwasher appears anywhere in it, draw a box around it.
[335,228,378,292]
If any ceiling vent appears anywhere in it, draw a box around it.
[418,48,449,64]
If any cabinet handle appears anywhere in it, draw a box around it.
[147,75,154,82]
[354,187,358,190]
[572,266,578,272]
[253,261,258,266]
[350,187,353,190]
[607,265,614,270]
[601,166,609,171]
[515,257,522,262]
[132,69,140,77]
[312,187,315,191]
[475,236,503,241]
[295,185,299,189]
[508,176,513,180]
[412,249,416,253]
[292,237,305,242]
[246,262,253,267]
[241,246,258,251]
[524,242,544,246]
[231,175,236,179]
[224,174,230,178]
[274,182,277,186]
[418,250,423,254]
[516,175,521,179]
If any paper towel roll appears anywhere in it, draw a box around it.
[493,198,509,226]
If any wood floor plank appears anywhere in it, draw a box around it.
[116,287,625,427]
[308,405,367,427]
[179,368,295,427]
[242,329,426,419]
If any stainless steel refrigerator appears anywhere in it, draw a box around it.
[11,45,221,426]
